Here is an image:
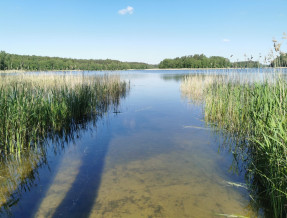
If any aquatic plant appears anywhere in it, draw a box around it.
[0,73,129,211]
[0,148,44,210]
[181,74,215,103]
[0,73,128,155]
[181,71,287,217]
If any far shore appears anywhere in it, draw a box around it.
[141,67,273,70]
[0,69,86,74]
[1,67,287,74]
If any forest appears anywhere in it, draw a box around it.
[270,53,287,67]
[0,51,154,71]
[158,54,264,69]
[0,51,280,71]
[159,54,231,68]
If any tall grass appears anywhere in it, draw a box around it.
[0,73,128,211]
[181,74,214,103]
[0,73,128,155]
[181,72,287,217]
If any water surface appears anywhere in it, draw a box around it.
[1,70,257,217]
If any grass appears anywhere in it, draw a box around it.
[0,73,128,155]
[181,74,214,103]
[0,72,129,210]
[181,71,287,217]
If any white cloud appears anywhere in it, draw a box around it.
[222,38,231,43]
[118,6,134,15]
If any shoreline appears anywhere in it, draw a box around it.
[1,67,287,74]
[142,67,287,70]
[0,70,86,74]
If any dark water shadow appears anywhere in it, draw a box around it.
[0,83,128,217]
[0,119,100,217]
[51,127,112,218]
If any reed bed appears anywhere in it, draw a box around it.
[0,73,128,211]
[0,73,128,155]
[181,75,215,103]
[181,71,287,217]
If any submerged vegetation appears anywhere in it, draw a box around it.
[0,149,45,211]
[0,111,104,212]
[0,73,128,155]
[181,72,287,217]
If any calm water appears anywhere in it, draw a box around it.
[0,70,259,217]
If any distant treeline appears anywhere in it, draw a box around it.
[270,54,287,67]
[1,51,280,71]
[159,54,231,68]
[232,61,262,68]
[159,54,264,69]
[0,51,154,71]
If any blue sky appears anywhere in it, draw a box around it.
[0,0,286,64]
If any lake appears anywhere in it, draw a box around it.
[0,70,262,217]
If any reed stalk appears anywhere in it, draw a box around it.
[181,71,287,217]
[0,73,128,155]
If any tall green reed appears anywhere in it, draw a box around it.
[0,73,128,155]
[181,72,287,217]
[0,73,128,210]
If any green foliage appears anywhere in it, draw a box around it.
[181,72,287,216]
[231,61,262,68]
[0,74,128,155]
[203,76,287,217]
[0,51,153,71]
[271,53,287,67]
[158,54,231,69]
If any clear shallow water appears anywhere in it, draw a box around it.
[0,70,258,217]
